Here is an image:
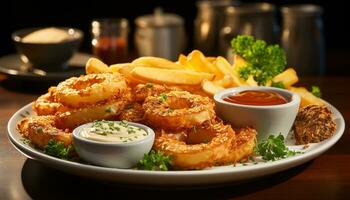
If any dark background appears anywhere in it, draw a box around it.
[1,0,349,75]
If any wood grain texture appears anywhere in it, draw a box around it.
[0,75,349,200]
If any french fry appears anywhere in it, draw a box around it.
[272,68,299,88]
[85,58,110,74]
[177,54,195,71]
[213,75,233,87]
[187,50,223,78]
[131,66,215,85]
[132,56,185,70]
[232,54,247,69]
[246,76,258,86]
[214,56,233,75]
[177,54,188,65]
[289,87,324,107]
[109,63,135,73]
[202,79,225,96]
[206,57,216,63]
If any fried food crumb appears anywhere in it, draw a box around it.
[294,105,336,145]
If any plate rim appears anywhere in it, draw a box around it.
[7,101,345,184]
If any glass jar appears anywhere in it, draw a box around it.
[91,18,129,65]
[281,5,325,75]
[194,0,239,56]
[219,3,279,61]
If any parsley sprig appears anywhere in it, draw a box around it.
[310,85,322,98]
[44,140,75,160]
[159,93,167,103]
[231,35,286,86]
[254,134,301,161]
[137,150,172,171]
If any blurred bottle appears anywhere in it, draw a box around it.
[194,0,240,56]
[281,4,325,75]
[219,3,279,62]
[91,18,129,65]
[135,8,186,61]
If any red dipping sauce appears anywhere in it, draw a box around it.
[223,90,288,106]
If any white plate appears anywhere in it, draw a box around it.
[8,102,345,186]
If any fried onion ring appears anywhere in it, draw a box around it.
[119,103,145,122]
[133,83,180,103]
[55,94,131,130]
[227,127,257,163]
[17,115,72,149]
[56,73,128,108]
[143,91,215,131]
[33,87,68,116]
[153,122,234,169]
[153,125,257,169]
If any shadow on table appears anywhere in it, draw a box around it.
[21,159,312,200]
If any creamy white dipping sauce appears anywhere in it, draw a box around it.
[79,120,148,143]
[22,27,72,43]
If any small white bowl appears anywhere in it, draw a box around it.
[72,121,155,169]
[214,86,300,141]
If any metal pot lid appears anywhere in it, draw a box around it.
[135,8,184,28]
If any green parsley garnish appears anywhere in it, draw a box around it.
[310,85,322,98]
[21,138,31,145]
[137,150,172,171]
[271,81,285,89]
[159,93,167,103]
[36,127,43,134]
[231,35,286,85]
[126,104,134,110]
[43,140,74,160]
[254,134,301,161]
[105,107,115,113]
[145,83,153,88]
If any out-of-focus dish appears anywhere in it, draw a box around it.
[0,53,91,81]
[12,27,83,71]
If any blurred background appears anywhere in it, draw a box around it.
[1,0,349,76]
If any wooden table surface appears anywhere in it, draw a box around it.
[0,75,349,200]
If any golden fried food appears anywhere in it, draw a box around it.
[17,115,72,149]
[153,122,235,169]
[56,73,128,108]
[119,103,145,122]
[32,73,133,129]
[227,127,257,163]
[131,66,215,85]
[19,55,263,170]
[55,95,131,130]
[143,91,215,131]
[33,87,68,116]
[289,87,324,107]
[85,57,111,74]
[133,83,179,103]
[294,105,336,144]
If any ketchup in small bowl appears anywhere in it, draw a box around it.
[214,86,300,141]
[223,90,288,106]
